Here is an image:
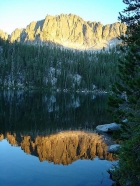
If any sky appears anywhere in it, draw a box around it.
[0,0,127,34]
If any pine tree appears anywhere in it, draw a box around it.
[109,0,140,138]
[108,1,140,185]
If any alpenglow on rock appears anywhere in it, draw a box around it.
[0,29,9,40]
[8,14,127,50]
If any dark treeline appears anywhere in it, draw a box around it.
[0,91,112,134]
[108,0,140,185]
[0,38,122,91]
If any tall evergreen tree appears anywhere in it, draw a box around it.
[108,0,140,185]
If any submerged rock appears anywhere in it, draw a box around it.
[96,123,121,133]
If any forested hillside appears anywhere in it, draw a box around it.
[0,38,122,91]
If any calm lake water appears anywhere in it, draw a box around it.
[0,91,116,186]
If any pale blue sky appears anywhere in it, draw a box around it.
[0,0,126,34]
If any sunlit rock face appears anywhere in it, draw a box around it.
[5,131,116,165]
[10,28,23,42]
[8,14,127,50]
[0,30,9,40]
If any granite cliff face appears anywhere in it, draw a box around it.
[0,29,9,40]
[4,131,116,165]
[7,14,127,50]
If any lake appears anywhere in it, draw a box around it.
[0,91,116,186]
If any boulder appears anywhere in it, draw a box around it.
[96,123,121,133]
[107,144,121,153]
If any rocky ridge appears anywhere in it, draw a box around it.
[0,29,9,40]
[1,14,127,50]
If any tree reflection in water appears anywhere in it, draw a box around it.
[0,91,113,133]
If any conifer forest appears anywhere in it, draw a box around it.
[0,38,121,91]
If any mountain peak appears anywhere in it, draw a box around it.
[1,14,127,50]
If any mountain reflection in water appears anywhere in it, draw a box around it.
[0,131,116,165]
[0,91,116,186]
